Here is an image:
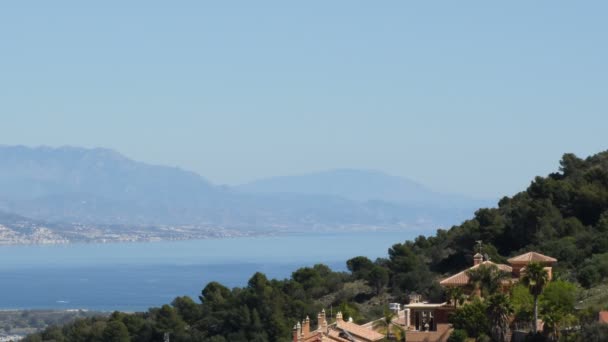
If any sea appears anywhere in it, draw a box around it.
[0,231,415,312]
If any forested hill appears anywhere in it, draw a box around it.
[23,151,608,342]
[343,150,608,302]
[416,151,608,287]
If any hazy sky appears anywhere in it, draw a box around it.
[1,2,606,198]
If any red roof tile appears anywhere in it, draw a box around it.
[599,311,608,324]
[335,321,385,341]
[507,252,557,264]
[439,261,512,286]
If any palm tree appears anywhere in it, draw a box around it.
[542,310,577,341]
[520,262,549,333]
[541,310,561,341]
[466,265,486,298]
[372,308,404,341]
[486,293,514,342]
[467,264,509,298]
[447,287,465,308]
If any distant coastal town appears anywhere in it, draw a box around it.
[0,221,409,245]
[0,222,266,245]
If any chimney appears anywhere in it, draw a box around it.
[296,321,301,338]
[336,311,343,324]
[302,316,310,336]
[320,309,327,330]
[473,253,483,266]
[293,324,298,342]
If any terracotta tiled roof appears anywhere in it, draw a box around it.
[439,271,470,286]
[335,321,385,341]
[302,330,325,342]
[439,261,512,286]
[326,329,355,342]
[404,302,447,309]
[599,311,608,324]
[508,252,557,264]
[392,316,407,327]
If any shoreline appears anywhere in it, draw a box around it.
[0,226,422,247]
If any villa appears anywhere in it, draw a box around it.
[439,251,556,290]
[293,250,557,342]
[395,250,557,342]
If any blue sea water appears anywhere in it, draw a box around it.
[0,231,415,312]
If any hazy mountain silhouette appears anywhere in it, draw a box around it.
[0,146,487,229]
[236,169,486,209]
[0,145,217,202]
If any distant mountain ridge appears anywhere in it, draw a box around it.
[0,145,488,231]
[0,145,217,202]
[236,169,487,209]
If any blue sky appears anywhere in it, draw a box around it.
[1,1,606,198]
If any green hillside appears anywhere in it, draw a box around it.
[400,151,608,289]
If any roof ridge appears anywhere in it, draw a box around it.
[507,251,557,263]
[336,321,384,340]
[439,261,512,286]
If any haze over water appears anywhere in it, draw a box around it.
[0,231,414,312]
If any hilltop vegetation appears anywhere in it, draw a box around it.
[422,151,608,288]
[24,151,608,341]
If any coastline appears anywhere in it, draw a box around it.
[0,224,423,247]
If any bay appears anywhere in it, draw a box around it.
[0,231,416,312]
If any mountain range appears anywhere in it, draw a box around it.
[236,169,486,209]
[0,145,492,233]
